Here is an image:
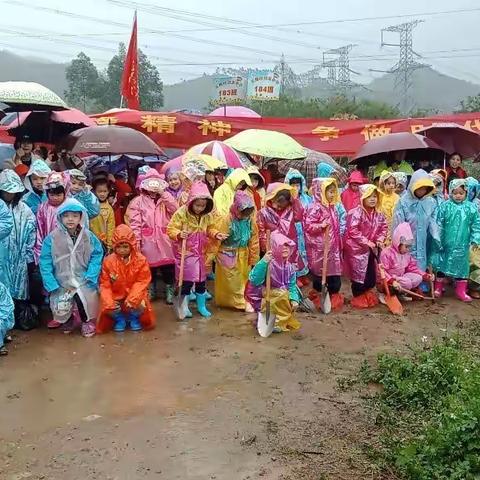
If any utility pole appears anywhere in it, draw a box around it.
[381,20,427,115]
[322,44,359,95]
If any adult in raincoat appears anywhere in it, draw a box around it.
[435,179,480,301]
[213,168,252,217]
[341,170,367,213]
[39,199,103,336]
[97,224,154,333]
[304,177,346,310]
[22,159,51,215]
[392,169,439,272]
[0,170,36,302]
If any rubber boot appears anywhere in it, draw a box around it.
[129,311,143,331]
[165,285,175,305]
[351,292,370,309]
[469,289,480,299]
[205,290,213,301]
[196,293,212,318]
[330,293,344,311]
[308,289,321,310]
[433,278,444,298]
[365,289,379,307]
[189,290,196,302]
[455,280,472,303]
[148,283,157,301]
[112,311,127,332]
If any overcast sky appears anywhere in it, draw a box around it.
[1,0,480,85]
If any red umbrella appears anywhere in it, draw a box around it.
[65,125,165,156]
[350,132,444,166]
[417,122,480,159]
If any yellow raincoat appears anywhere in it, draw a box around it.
[378,170,400,237]
[90,201,115,250]
[213,168,252,216]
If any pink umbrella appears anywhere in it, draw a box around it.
[161,155,183,175]
[209,106,261,118]
[187,140,243,168]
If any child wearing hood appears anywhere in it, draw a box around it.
[68,169,100,219]
[245,231,301,333]
[344,184,388,308]
[90,178,116,252]
[165,167,184,201]
[304,178,346,310]
[393,171,408,196]
[34,171,69,263]
[378,170,400,234]
[127,169,178,304]
[215,191,259,311]
[167,181,226,318]
[0,171,36,311]
[39,199,103,336]
[213,168,252,216]
[341,170,367,212]
[246,165,266,211]
[434,179,480,302]
[97,225,154,333]
[22,159,51,215]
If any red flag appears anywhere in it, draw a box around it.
[121,11,139,109]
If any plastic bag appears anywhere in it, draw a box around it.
[50,289,75,323]
[14,300,39,331]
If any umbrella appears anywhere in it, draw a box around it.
[350,132,444,166]
[417,123,480,159]
[8,108,95,143]
[225,129,306,160]
[276,148,347,186]
[187,140,243,168]
[85,154,166,175]
[160,153,224,175]
[0,81,67,112]
[64,125,165,156]
[209,106,261,118]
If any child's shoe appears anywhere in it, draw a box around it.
[455,280,472,303]
[148,283,157,301]
[205,290,213,301]
[189,291,196,302]
[81,320,96,337]
[330,293,344,311]
[47,319,62,329]
[245,302,255,313]
[196,293,212,318]
[434,278,444,298]
[129,312,143,331]
[308,289,321,310]
[469,289,480,299]
[112,311,127,332]
[365,289,379,307]
[165,285,175,305]
[350,292,369,309]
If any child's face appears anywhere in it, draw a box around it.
[325,184,336,203]
[249,175,259,189]
[281,245,290,259]
[70,178,86,194]
[236,180,247,191]
[395,184,405,195]
[61,211,82,230]
[168,174,181,191]
[31,174,46,191]
[449,154,462,169]
[205,172,215,184]
[290,180,301,193]
[384,177,396,193]
[350,182,360,192]
[191,198,208,215]
[414,186,429,199]
[47,191,65,206]
[94,184,110,202]
[363,192,378,209]
[272,192,290,210]
[452,186,467,203]
[398,243,411,254]
[238,207,254,219]
[0,191,15,203]
[115,242,131,258]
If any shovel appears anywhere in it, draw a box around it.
[320,226,332,314]
[374,249,403,316]
[428,266,436,302]
[257,232,276,338]
[174,232,189,320]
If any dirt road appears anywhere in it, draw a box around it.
[0,296,471,480]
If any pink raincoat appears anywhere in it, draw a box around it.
[379,222,425,290]
[341,170,366,213]
[304,178,345,277]
[127,169,177,267]
[343,185,388,283]
[257,183,304,266]
[166,181,220,283]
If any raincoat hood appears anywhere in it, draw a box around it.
[187,181,214,215]
[112,224,138,250]
[347,170,367,185]
[316,162,335,178]
[140,169,168,193]
[284,168,311,206]
[26,159,51,180]
[45,171,69,191]
[0,169,25,193]
[265,182,294,203]
[449,178,468,197]
[465,177,478,201]
[68,169,87,181]
[378,170,396,193]
[182,160,206,183]
[429,169,446,196]
[230,190,254,219]
[311,177,340,205]
[408,169,435,197]
[270,231,295,261]
[224,168,252,191]
[359,184,383,210]
[56,198,88,230]
[246,165,265,189]
[165,165,181,180]
[393,171,408,189]
[392,222,414,250]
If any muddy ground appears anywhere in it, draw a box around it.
[0,292,473,480]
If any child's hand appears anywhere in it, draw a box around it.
[263,251,273,263]
[376,241,385,250]
[215,232,228,241]
[178,231,189,239]
[473,244,480,252]
[423,273,434,282]
[391,281,401,290]
[367,241,376,249]
[291,301,299,311]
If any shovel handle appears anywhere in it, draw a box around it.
[265,230,271,302]
[428,265,435,301]
[178,227,187,290]
[321,225,330,287]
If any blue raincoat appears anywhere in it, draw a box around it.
[316,162,335,179]
[0,170,36,300]
[0,199,14,347]
[284,168,310,277]
[436,179,480,279]
[70,189,100,219]
[428,170,446,272]
[22,159,51,215]
[466,177,479,203]
[393,169,440,271]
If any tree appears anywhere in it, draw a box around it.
[65,52,102,112]
[458,94,480,113]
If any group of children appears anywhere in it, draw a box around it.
[1,150,480,355]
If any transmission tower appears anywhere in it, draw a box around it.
[381,20,427,114]
[322,44,359,94]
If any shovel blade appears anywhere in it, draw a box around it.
[320,286,331,314]
[257,302,276,338]
[386,294,403,316]
[174,295,189,320]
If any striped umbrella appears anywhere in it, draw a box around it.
[187,140,243,168]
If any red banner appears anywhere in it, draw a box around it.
[91,110,480,157]
[120,12,139,110]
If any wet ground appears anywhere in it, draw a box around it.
[0,292,474,480]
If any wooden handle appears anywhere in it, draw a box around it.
[321,226,330,285]
[265,230,271,302]
[178,226,187,289]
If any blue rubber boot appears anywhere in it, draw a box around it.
[205,290,213,301]
[196,293,212,318]
[129,311,143,331]
[189,291,197,302]
[112,311,127,332]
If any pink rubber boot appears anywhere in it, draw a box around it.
[455,280,472,303]
[433,278,444,298]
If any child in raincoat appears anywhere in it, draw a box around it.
[393,171,408,196]
[167,181,225,318]
[90,178,115,253]
[68,169,100,219]
[257,183,305,275]
[246,165,266,211]
[0,198,15,356]
[97,224,154,333]
[165,167,184,201]
[245,231,301,333]
[213,168,252,216]
[39,199,103,336]
[434,179,480,302]
[34,171,69,263]
[344,184,388,308]
[22,159,51,215]
[378,170,400,235]
[341,170,367,212]
[393,170,439,279]
[0,170,36,308]
[127,169,178,304]
[215,191,259,311]
[304,178,346,310]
